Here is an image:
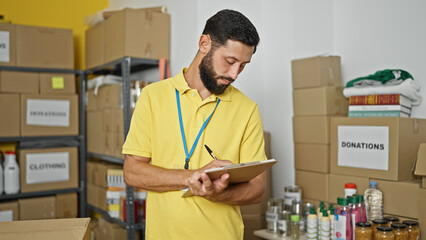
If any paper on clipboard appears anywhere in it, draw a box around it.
[181,159,277,197]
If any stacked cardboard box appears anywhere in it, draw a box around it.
[91,217,141,240]
[291,55,347,203]
[85,7,170,69]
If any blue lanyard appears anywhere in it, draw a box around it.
[175,89,220,169]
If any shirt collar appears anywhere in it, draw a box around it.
[173,68,232,102]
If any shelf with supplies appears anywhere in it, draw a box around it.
[0,65,87,218]
[84,56,160,240]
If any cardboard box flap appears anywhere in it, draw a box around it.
[0,218,90,239]
[103,6,166,19]
[415,143,426,176]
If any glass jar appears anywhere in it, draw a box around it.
[355,222,373,240]
[291,214,300,239]
[402,220,420,240]
[284,185,302,211]
[384,216,400,226]
[391,223,408,240]
[376,226,395,240]
[373,219,390,238]
[278,210,291,237]
[266,198,283,233]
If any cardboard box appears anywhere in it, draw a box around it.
[0,23,16,66]
[87,183,107,211]
[0,71,38,93]
[292,56,342,89]
[86,89,98,111]
[295,170,328,201]
[19,196,55,220]
[93,161,123,188]
[87,183,98,209]
[114,132,125,159]
[418,188,426,236]
[0,94,20,137]
[423,177,426,188]
[96,217,140,240]
[39,73,76,95]
[242,215,265,240]
[0,218,90,240]
[21,94,79,136]
[293,116,330,144]
[294,143,330,173]
[414,143,426,188]
[56,193,78,218]
[331,117,426,181]
[327,174,370,204]
[98,84,122,110]
[104,8,170,63]
[87,110,105,154]
[0,201,19,221]
[373,179,420,219]
[293,86,348,116]
[86,159,97,184]
[19,147,79,193]
[16,25,74,69]
[85,21,104,69]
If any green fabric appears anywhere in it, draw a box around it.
[346,69,413,88]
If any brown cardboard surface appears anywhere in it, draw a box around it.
[294,143,330,173]
[96,217,140,240]
[16,25,74,69]
[291,56,342,89]
[0,94,20,137]
[418,188,426,236]
[293,116,330,144]
[0,218,90,240]
[327,174,370,203]
[103,7,165,19]
[242,215,265,240]
[330,117,426,181]
[87,183,107,211]
[87,110,105,154]
[0,201,19,221]
[114,132,125,159]
[86,159,97,184]
[0,23,16,66]
[414,143,426,176]
[423,177,426,188]
[87,183,98,208]
[93,161,122,188]
[104,8,170,63]
[293,86,348,116]
[105,132,116,156]
[374,179,421,218]
[85,21,104,69]
[19,147,79,192]
[21,94,79,136]
[98,84,122,110]
[56,193,78,218]
[295,170,328,201]
[39,73,76,94]
[86,89,98,111]
[0,71,38,93]
[18,196,55,220]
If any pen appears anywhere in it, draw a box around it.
[204,144,218,160]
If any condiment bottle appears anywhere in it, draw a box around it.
[391,223,408,240]
[372,219,390,239]
[355,222,373,240]
[402,220,420,240]
[376,226,395,240]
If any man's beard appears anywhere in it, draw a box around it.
[199,49,234,95]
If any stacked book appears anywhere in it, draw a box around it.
[348,94,412,117]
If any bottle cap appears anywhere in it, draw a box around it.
[328,204,334,210]
[5,151,16,155]
[402,220,419,226]
[319,201,324,207]
[345,183,357,189]
[377,226,393,231]
[356,222,371,227]
[369,181,377,187]
[309,207,316,214]
[347,196,358,204]
[337,197,348,205]
[391,223,406,229]
[329,208,335,215]
[291,215,300,222]
[372,219,388,224]
[356,194,364,203]
[322,211,328,217]
[384,216,399,222]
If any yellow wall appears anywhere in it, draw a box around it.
[1,0,109,69]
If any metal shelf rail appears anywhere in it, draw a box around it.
[0,66,87,217]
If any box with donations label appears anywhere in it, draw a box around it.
[0,23,16,66]
[21,94,78,136]
[19,147,78,193]
[331,117,426,181]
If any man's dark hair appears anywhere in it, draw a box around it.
[202,9,260,53]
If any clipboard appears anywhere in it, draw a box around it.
[181,159,277,197]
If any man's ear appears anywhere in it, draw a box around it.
[199,34,211,54]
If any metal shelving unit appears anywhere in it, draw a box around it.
[85,57,159,240]
[0,66,87,217]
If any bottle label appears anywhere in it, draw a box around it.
[334,215,347,240]
[284,192,301,205]
[319,220,330,240]
[351,213,356,240]
[278,220,287,232]
[266,212,278,223]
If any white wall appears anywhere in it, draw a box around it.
[107,0,426,198]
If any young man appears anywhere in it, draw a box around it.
[123,9,267,240]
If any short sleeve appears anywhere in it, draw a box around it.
[239,104,267,163]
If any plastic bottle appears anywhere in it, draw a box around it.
[344,183,357,198]
[329,208,335,240]
[348,196,360,240]
[291,214,300,239]
[356,194,367,222]
[319,210,330,240]
[306,207,317,240]
[334,197,353,240]
[364,181,383,222]
[4,151,20,194]
[0,153,3,195]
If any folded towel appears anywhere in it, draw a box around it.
[343,79,422,105]
[87,75,123,95]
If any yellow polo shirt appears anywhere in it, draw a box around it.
[122,68,266,240]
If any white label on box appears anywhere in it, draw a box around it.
[26,152,70,184]
[0,210,13,222]
[0,31,10,63]
[26,99,70,127]
[338,126,389,170]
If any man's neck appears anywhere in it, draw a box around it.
[184,61,212,101]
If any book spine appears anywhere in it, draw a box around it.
[349,94,401,105]
[348,105,407,111]
[348,111,407,118]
